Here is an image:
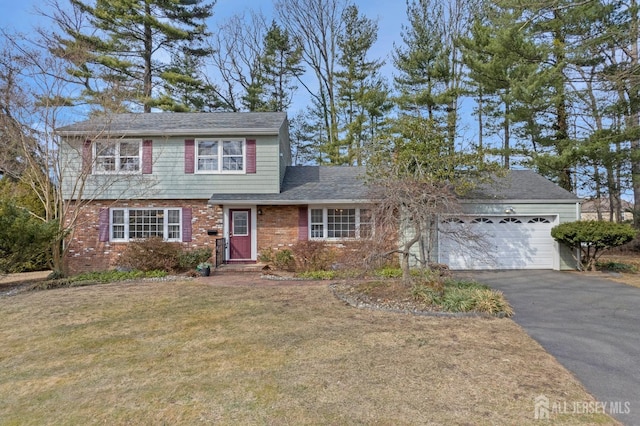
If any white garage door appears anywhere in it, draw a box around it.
[438,216,556,270]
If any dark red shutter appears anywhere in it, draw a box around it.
[142,139,153,174]
[98,208,109,242]
[182,207,192,242]
[298,206,308,241]
[82,140,92,173]
[246,139,256,173]
[184,139,195,174]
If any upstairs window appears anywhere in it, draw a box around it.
[196,139,245,173]
[94,140,142,174]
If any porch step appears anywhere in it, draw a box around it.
[215,263,267,274]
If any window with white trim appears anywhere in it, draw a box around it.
[94,139,141,174]
[110,208,181,241]
[309,207,372,239]
[196,139,245,173]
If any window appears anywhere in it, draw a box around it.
[499,217,522,223]
[110,208,181,242]
[310,207,371,239]
[472,217,494,223]
[94,140,141,174]
[529,217,551,223]
[442,217,464,224]
[196,139,245,173]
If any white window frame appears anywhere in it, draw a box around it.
[195,138,246,174]
[110,208,182,242]
[309,206,372,240]
[93,139,142,175]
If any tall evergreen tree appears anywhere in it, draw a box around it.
[394,0,475,151]
[51,0,214,112]
[336,4,390,165]
[461,4,539,168]
[258,21,304,112]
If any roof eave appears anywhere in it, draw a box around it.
[57,128,281,138]
[208,198,372,205]
[461,199,580,204]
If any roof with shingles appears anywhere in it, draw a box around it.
[465,169,579,201]
[209,167,578,204]
[209,166,368,204]
[56,112,287,137]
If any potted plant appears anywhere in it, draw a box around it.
[197,262,212,277]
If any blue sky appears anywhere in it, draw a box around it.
[0,0,405,74]
[0,0,407,116]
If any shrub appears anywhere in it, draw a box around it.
[0,200,57,273]
[551,221,637,271]
[411,283,443,305]
[274,249,295,271]
[258,248,275,263]
[291,241,336,272]
[117,237,181,272]
[411,280,513,317]
[178,247,213,270]
[297,270,336,280]
[374,267,403,279]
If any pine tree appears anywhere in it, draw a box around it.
[336,5,390,165]
[51,0,214,112]
[258,21,304,112]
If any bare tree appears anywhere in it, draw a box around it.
[206,11,268,111]
[0,33,157,275]
[275,0,346,162]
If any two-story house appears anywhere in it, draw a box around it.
[59,112,580,274]
[57,112,370,273]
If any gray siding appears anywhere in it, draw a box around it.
[406,201,580,270]
[279,119,291,184]
[460,202,580,270]
[61,134,283,200]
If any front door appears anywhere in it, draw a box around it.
[229,209,251,260]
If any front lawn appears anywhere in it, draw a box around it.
[0,280,616,424]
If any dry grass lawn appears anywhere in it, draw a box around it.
[0,279,617,425]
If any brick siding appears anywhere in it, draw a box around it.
[256,205,301,254]
[65,200,223,274]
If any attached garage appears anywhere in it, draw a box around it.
[409,170,581,271]
[439,215,557,270]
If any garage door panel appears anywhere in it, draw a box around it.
[439,216,555,270]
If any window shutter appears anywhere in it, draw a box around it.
[184,139,195,174]
[142,140,153,174]
[182,207,192,242]
[82,140,92,173]
[98,208,109,242]
[246,139,256,173]
[298,206,308,241]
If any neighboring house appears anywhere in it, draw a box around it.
[581,197,633,222]
[58,112,579,273]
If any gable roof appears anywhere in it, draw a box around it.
[56,112,287,137]
[210,166,368,205]
[464,170,578,202]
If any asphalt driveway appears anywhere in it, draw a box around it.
[471,270,640,425]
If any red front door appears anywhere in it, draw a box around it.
[229,209,251,260]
